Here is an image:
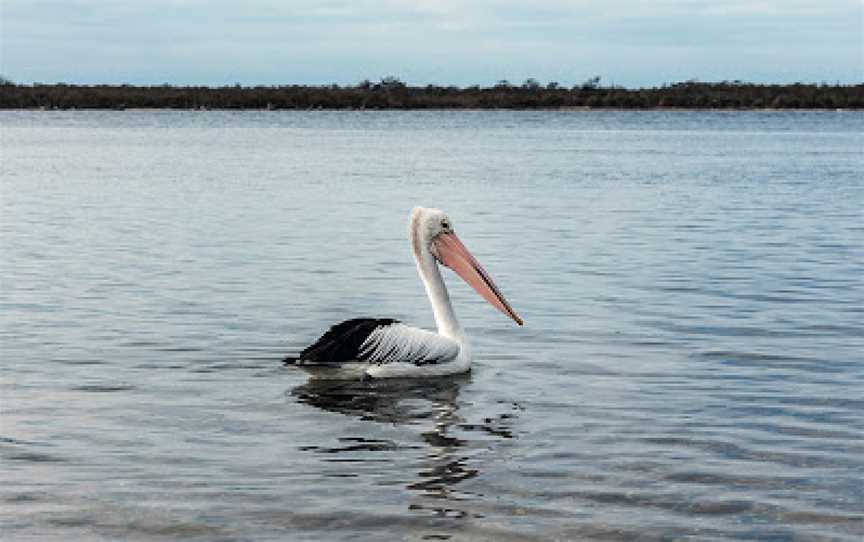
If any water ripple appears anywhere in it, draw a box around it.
[2,110,862,541]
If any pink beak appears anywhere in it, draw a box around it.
[432,232,523,326]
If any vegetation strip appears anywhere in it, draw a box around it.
[1,78,861,110]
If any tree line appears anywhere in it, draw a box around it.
[1,77,861,110]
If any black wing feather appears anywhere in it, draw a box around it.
[283,318,399,365]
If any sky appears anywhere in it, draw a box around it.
[1,0,862,88]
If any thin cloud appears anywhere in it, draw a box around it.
[1,0,861,86]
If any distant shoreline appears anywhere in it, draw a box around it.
[3,106,861,113]
[2,80,862,110]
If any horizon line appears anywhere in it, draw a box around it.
[3,77,863,91]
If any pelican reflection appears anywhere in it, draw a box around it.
[291,374,520,512]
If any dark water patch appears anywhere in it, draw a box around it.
[534,487,863,533]
[131,362,167,369]
[457,422,514,439]
[531,487,756,517]
[656,322,819,338]
[45,511,231,539]
[639,436,856,468]
[516,468,608,483]
[716,393,864,412]
[156,345,205,353]
[761,507,864,526]
[191,360,275,373]
[320,457,401,464]
[117,339,164,348]
[300,437,410,454]
[0,436,44,446]
[1,449,67,463]
[50,357,107,366]
[408,460,479,493]
[421,431,467,448]
[0,436,66,463]
[240,508,552,541]
[734,421,864,442]
[3,492,48,504]
[694,350,852,375]
[664,470,814,490]
[70,383,136,393]
[408,502,473,519]
[799,323,864,335]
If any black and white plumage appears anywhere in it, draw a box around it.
[284,207,522,379]
[284,318,461,378]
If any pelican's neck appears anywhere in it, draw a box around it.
[412,238,464,341]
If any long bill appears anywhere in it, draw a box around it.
[432,232,523,326]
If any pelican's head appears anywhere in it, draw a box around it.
[409,206,523,326]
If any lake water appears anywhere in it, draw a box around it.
[1,110,862,541]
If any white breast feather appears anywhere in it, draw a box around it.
[360,324,460,365]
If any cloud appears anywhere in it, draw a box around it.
[1,0,861,86]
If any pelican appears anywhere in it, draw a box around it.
[284,207,522,379]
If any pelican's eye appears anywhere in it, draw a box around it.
[441,220,450,230]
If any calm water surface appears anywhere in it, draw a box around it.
[1,110,863,541]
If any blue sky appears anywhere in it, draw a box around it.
[1,0,862,87]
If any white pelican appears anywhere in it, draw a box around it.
[284,207,522,379]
